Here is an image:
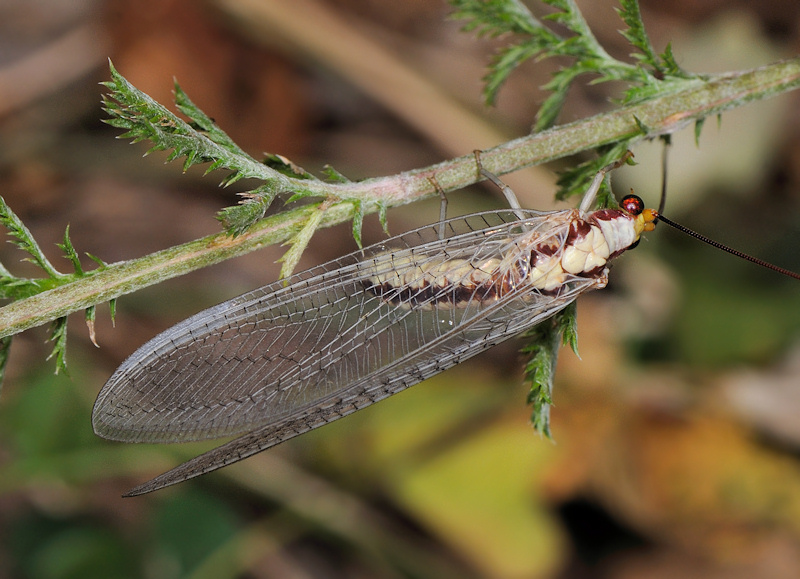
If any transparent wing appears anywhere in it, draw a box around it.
[94,209,602,491]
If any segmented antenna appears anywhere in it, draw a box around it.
[654,213,800,280]
[654,139,799,281]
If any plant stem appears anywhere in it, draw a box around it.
[1,57,799,339]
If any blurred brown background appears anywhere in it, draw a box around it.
[2,0,800,578]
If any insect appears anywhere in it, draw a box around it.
[91,154,795,496]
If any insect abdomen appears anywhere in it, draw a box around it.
[363,254,522,308]
[364,209,642,306]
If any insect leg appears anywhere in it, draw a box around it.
[578,151,634,213]
[473,150,526,221]
[427,176,448,240]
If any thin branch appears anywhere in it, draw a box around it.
[0,57,799,339]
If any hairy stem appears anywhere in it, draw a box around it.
[1,57,799,339]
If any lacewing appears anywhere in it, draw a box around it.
[92,156,797,496]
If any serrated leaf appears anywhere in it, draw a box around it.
[520,304,577,436]
[377,201,389,236]
[217,183,281,236]
[450,0,544,37]
[217,199,269,237]
[520,316,562,439]
[350,200,364,249]
[174,83,252,159]
[86,253,108,268]
[103,61,284,198]
[58,225,83,276]
[453,0,699,129]
[542,0,593,41]
[0,259,12,280]
[284,189,317,205]
[557,302,579,355]
[0,195,62,279]
[485,40,547,106]
[554,141,634,205]
[321,165,351,183]
[278,204,326,279]
[616,0,660,69]
[535,69,580,130]
[219,171,245,188]
[694,116,706,145]
[0,276,46,301]
[631,114,649,134]
[47,316,69,375]
[263,154,316,180]
[660,43,686,76]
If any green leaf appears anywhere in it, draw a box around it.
[450,0,544,37]
[86,253,108,269]
[558,302,579,355]
[694,116,706,145]
[262,154,316,180]
[451,0,555,105]
[453,0,699,127]
[660,42,686,76]
[0,275,47,301]
[350,200,365,249]
[174,82,251,159]
[519,303,578,437]
[377,201,390,236]
[321,165,352,183]
[535,67,580,131]
[278,203,327,279]
[217,183,281,236]
[284,189,318,205]
[543,0,600,49]
[46,317,69,375]
[554,141,636,206]
[485,40,549,106]
[519,320,558,438]
[58,225,83,276]
[617,0,661,70]
[103,61,297,231]
[0,195,62,279]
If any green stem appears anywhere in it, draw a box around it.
[1,57,799,339]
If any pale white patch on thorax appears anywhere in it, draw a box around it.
[595,215,638,255]
[526,212,639,291]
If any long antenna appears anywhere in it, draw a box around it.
[653,137,800,281]
[654,213,800,280]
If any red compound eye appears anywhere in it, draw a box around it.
[620,194,644,216]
